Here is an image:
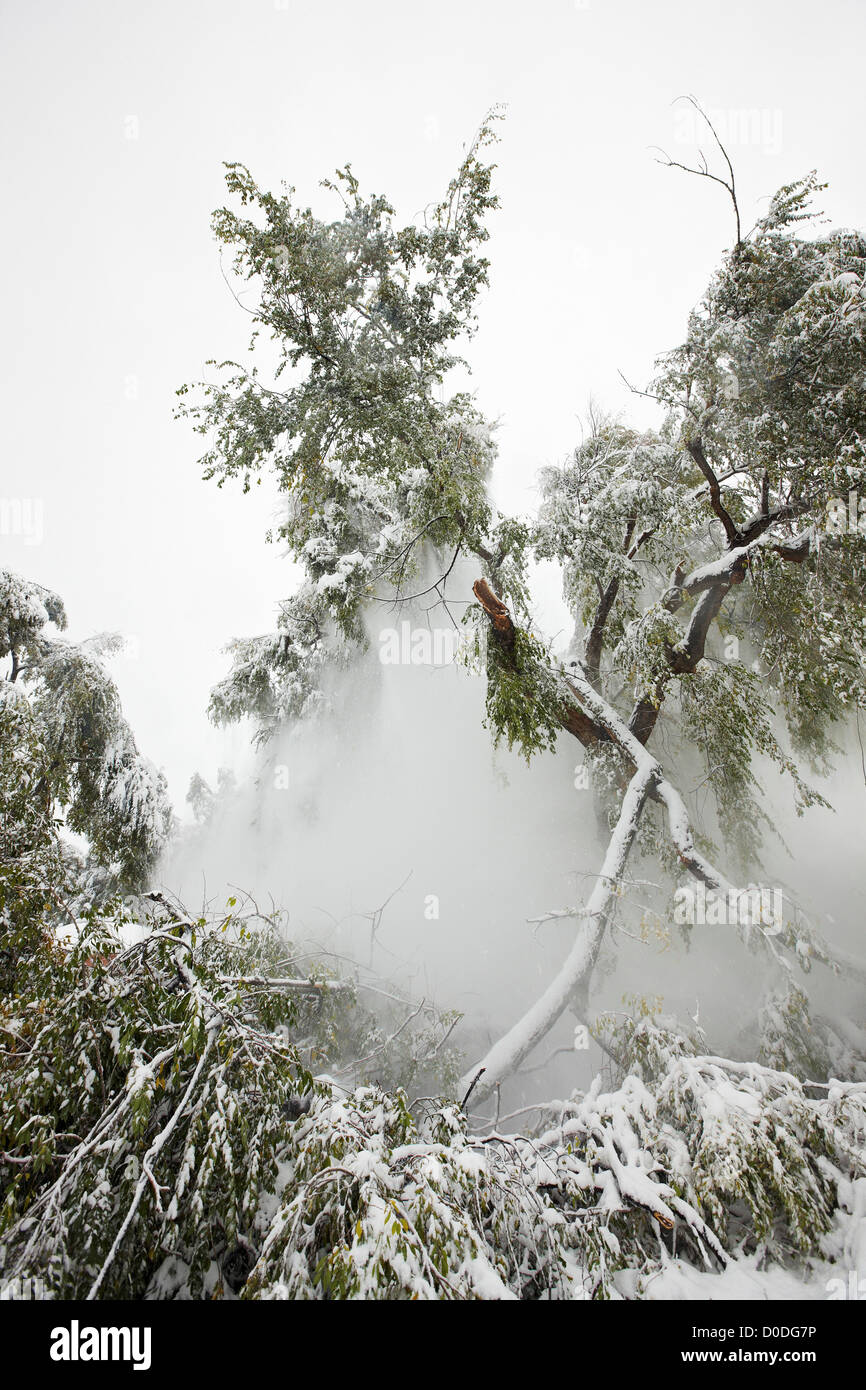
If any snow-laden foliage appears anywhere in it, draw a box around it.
[206,584,338,745]
[0,569,171,898]
[0,570,67,672]
[178,113,514,745]
[4,899,863,1300]
[583,1017,866,1265]
[0,900,314,1298]
[0,683,68,957]
[0,894,465,1299]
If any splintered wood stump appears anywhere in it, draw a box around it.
[472,578,515,650]
[472,576,608,749]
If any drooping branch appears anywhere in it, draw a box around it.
[465,575,857,1099]
[458,653,792,1102]
[459,756,659,1102]
[216,974,352,995]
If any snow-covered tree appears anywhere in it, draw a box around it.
[0,569,172,914]
[177,113,519,744]
[179,109,866,1114]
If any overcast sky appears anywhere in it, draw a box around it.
[2,0,865,811]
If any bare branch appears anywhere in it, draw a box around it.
[653,95,742,250]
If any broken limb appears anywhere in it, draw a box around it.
[465,583,865,1101]
[458,757,658,1102]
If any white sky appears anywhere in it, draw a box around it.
[2,0,865,810]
